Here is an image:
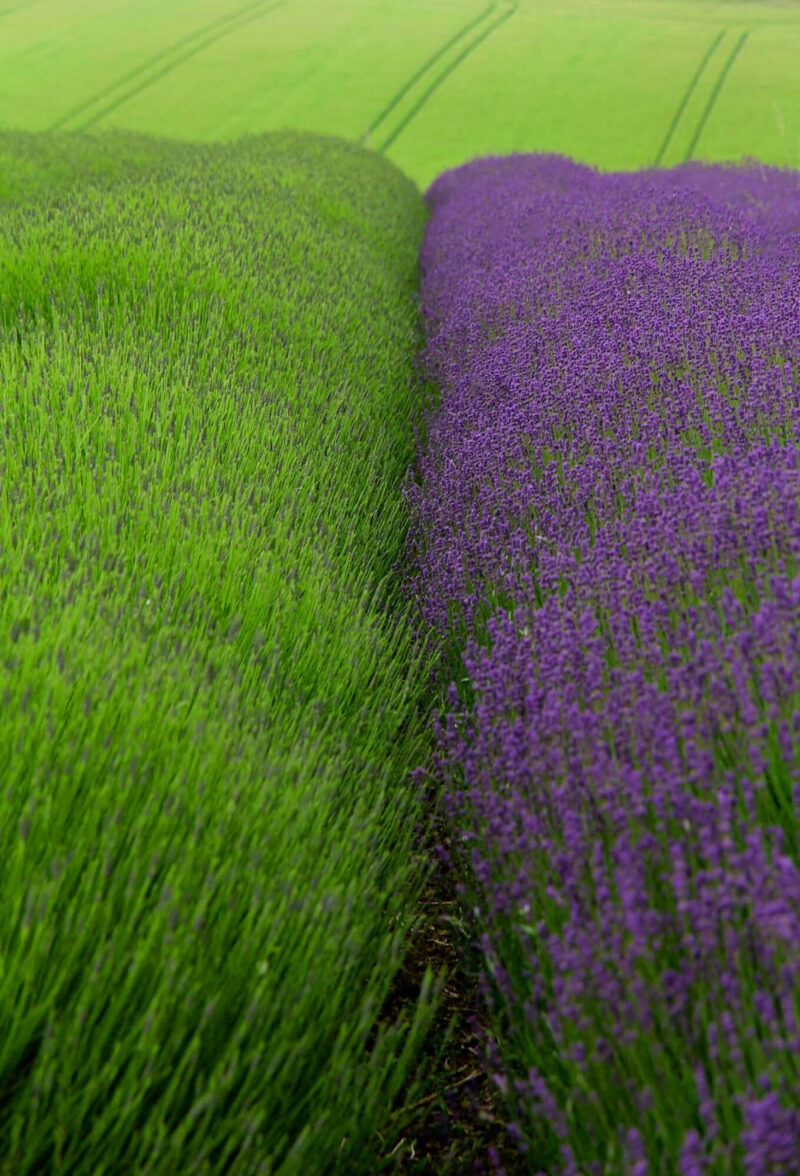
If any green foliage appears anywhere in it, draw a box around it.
[0,128,445,1176]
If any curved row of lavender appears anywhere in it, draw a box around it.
[399,155,800,1174]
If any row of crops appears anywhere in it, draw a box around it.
[400,153,800,1173]
[0,130,450,1176]
[1,127,799,1173]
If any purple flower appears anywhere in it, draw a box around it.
[401,153,800,1173]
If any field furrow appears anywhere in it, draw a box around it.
[47,0,283,133]
[684,29,750,161]
[363,2,497,147]
[58,0,290,134]
[653,29,724,167]
[379,4,518,155]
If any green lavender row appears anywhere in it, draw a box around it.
[0,129,448,1176]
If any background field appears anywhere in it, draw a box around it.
[1,0,799,190]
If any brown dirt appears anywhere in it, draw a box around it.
[369,779,531,1176]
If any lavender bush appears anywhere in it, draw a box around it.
[400,154,800,1174]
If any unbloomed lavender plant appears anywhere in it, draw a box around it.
[399,154,800,1174]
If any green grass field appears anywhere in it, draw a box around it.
[0,129,457,1176]
[1,0,799,189]
[1,2,799,1173]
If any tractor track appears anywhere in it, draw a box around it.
[653,29,724,167]
[379,3,518,156]
[48,0,289,133]
[684,29,749,161]
[362,2,497,145]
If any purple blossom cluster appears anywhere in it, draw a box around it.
[401,155,800,1173]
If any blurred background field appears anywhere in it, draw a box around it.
[1,0,799,191]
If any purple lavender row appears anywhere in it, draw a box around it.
[400,155,800,1174]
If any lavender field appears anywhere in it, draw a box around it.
[5,2,800,1172]
[400,156,800,1173]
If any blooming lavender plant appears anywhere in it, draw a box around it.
[401,154,800,1174]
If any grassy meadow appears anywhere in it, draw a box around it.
[1,1,800,1173]
[1,0,800,188]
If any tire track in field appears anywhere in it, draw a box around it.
[361,2,497,144]
[684,29,749,161]
[75,0,291,131]
[48,0,288,133]
[378,3,517,155]
[653,29,725,167]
